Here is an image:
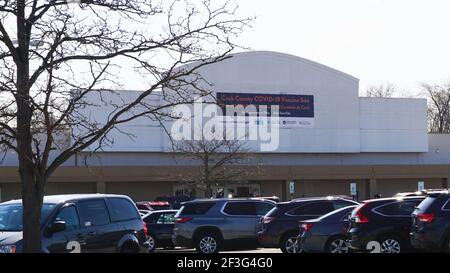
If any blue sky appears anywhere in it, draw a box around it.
[235,0,450,96]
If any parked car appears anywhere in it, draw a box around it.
[142,210,178,252]
[394,189,447,198]
[348,196,425,253]
[257,196,280,203]
[136,201,172,211]
[298,205,357,253]
[0,194,149,253]
[172,198,276,253]
[411,191,450,252]
[258,196,359,253]
[155,196,194,210]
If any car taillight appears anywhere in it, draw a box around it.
[354,207,369,223]
[176,217,193,223]
[301,223,314,232]
[417,213,435,223]
[262,216,275,224]
[143,221,148,237]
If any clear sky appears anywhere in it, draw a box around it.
[234,0,450,96]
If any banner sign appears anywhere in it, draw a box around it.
[217,92,315,128]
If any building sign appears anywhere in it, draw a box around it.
[350,183,357,196]
[217,92,315,128]
[418,181,425,191]
[289,181,295,194]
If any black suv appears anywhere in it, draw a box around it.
[348,196,425,253]
[258,197,359,253]
[411,191,450,252]
[0,194,149,253]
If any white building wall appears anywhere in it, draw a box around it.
[359,98,428,152]
[74,51,428,154]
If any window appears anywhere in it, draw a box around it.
[288,202,335,216]
[375,201,420,216]
[156,213,176,224]
[417,197,436,211]
[442,199,450,210]
[0,204,56,232]
[108,198,139,222]
[223,202,256,216]
[77,200,110,227]
[181,202,215,215]
[55,206,80,231]
[256,202,275,216]
[333,200,357,210]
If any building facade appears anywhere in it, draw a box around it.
[1,51,449,202]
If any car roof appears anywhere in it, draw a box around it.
[2,194,132,205]
[142,210,178,219]
[280,196,357,205]
[363,196,426,204]
[144,210,178,215]
[181,198,276,205]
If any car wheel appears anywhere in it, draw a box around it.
[326,236,350,254]
[379,235,402,254]
[281,232,301,253]
[147,234,157,253]
[196,233,221,254]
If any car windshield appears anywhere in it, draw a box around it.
[0,203,56,231]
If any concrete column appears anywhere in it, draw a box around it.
[96,178,106,194]
[369,177,378,199]
[281,180,288,201]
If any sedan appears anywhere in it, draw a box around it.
[298,206,357,253]
[142,210,178,252]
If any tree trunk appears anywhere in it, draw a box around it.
[20,173,44,253]
[17,86,43,252]
[16,35,41,251]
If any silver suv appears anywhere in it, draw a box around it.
[172,198,276,253]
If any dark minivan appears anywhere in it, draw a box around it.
[0,194,149,253]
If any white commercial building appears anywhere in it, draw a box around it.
[0,51,448,202]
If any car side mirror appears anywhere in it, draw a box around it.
[49,221,66,233]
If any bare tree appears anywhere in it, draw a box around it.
[173,136,260,199]
[422,81,450,133]
[364,83,398,98]
[0,0,252,252]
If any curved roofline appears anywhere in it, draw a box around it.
[228,50,359,82]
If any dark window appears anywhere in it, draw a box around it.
[375,201,420,216]
[288,202,335,216]
[181,202,215,215]
[143,214,158,224]
[108,198,139,222]
[77,200,110,227]
[156,213,176,224]
[55,206,80,231]
[223,202,256,216]
[443,199,450,210]
[333,200,357,210]
[256,202,275,216]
